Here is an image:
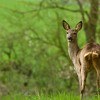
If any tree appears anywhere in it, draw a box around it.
[77,0,99,42]
[76,0,100,93]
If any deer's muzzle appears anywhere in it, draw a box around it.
[68,37,73,41]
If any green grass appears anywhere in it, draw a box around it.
[1,93,99,100]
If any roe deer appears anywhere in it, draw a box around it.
[62,20,100,100]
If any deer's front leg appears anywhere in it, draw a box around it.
[77,71,82,91]
[80,67,87,100]
[75,66,82,99]
[77,72,86,100]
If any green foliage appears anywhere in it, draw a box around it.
[0,0,99,96]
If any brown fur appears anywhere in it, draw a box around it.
[62,20,100,100]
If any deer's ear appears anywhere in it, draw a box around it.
[62,20,70,30]
[75,21,82,31]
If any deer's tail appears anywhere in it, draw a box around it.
[84,51,99,61]
[92,52,99,59]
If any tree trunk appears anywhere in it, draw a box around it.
[84,0,99,93]
[84,0,99,43]
[77,0,99,94]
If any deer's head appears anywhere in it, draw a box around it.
[62,20,82,42]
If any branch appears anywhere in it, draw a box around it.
[1,5,81,15]
[55,11,68,58]
[76,0,86,22]
[31,37,59,48]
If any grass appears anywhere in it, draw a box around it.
[1,93,99,100]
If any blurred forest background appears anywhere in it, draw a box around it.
[0,0,100,96]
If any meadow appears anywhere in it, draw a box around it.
[1,93,99,100]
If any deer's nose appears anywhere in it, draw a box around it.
[68,37,72,41]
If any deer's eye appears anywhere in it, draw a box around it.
[73,33,77,35]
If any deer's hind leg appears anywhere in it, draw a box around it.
[92,53,100,98]
[80,53,92,100]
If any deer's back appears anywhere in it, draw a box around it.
[82,42,100,53]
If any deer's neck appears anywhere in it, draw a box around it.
[68,41,80,61]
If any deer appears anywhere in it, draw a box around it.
[62,20,100,100]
